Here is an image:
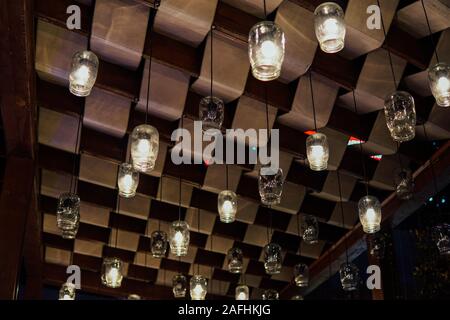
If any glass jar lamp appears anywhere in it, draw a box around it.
[190,275,208,300]
[314,2,346,53]
[384,91,416,142]
[56,193,80,239]
[258,167,284,206]
[306,132,329,171]
[432,224,450,256]
[117,163,139,198]
[169,220,190,257]
[339,263,359,291]
[58,282,76,300]
[101,257,123,288]
[358,195,382,234]
[130,124,159,173]
[248,21,285,81]
[428,62,450,107]
[235,284,249,300]
[173,274,187,298]
[69,50,99,97]
[294,263,309,287]
[151,230,168,258]
[218,190,237,223]
[264,243,282,275]
[262,289,279,300]
[301,215,319,244]
[395,169,414,200]
[200,96,225,133]
[227,247,244,274]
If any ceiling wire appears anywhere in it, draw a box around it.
[420,0,440,62]
[308,71,319,132]
[336,170,349,265]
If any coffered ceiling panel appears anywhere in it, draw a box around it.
[397,0,450,38]
[222,0,283,18]
[91,0,150,70]
[154,0,218,47]
[278,72,339,131]
[341,0,399,59]
[275,1,317,82]
[137,60,190,121]
[191,32,250,102]
[39,108,80,153]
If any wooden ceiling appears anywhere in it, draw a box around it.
[30,0,450,299]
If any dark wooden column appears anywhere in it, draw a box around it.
[0,0,40,299]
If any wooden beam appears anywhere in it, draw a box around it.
[0,157,35,299]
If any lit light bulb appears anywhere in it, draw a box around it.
[310,145,325,160]
[136,139,151,155]
[119,174,133,193]
[191,284,205,300]
[323,18,340,36]
[174,231,184,246]
[365,208,376,222]
[437,76,450,93]
[221,200,233,215]
[260,40,278,59]
[107,267,120,283]
[73,65,90,84]
[236,292,247,300]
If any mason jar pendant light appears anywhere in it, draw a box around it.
[57,105,83,239]
[151,178,168,258]
[248,0,285,81]
[227,247,244,273]
[301,214,319,244]
[432,224,450,256]
[259,166,284,206]
[306,72,329,171]
[264,242,282,274]
[235,284,249,300]
[418,0,450,107]
[395,168,414,200]
[190,275,208,300]
[69,50,99,97]
[200,25,225,133]
[339,262,359,291]
[384,91,416,142]
[262,289,279,300]
[57,193,80,239]
[314,2,346,53]
[336,171,359,291]
[117,163,139,198]
[127,294,141,300]
[151,230,168,258]
[428,62,450,107]
[131,24,159,173]
[294,263,309,287]
[101,257,123,288]
[169,176,190,256]
[350,90,382,234]
[376,0,416,142]
[218,165,237,223]
[358,195,382,234]
[58,282,76,300]
[172,273,187,298]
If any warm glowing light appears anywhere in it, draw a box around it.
[101,258,123,288]
[192,284,204,298]
[131,124,159,173]
[323,18,340,36]
[261,40,278,59]
[169,221,190,256]
[358,196,382,234]
[306,133,329,171]
[118,163,138,198]
[218,190,237,223]
[73,65,90,84]
[174,231,184,246]
[314,3,346,53]
[222,200,233,215]
[69,51,99,97]
[237,292,247,300]
[190,275,207,300]
[437,76,450,93]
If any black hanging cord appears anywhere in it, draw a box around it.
[225,163,229,190]
[145,5,157,125]
[337,171,349,264]
[309,71,318,132]
[351,91,369,196]
[210,25,214,98]
[115,193,120,250]
[197,208,201,275]
[86,0,95,51]
[420,0,440,63]
[263,0,267,19]
[376,0,398,90]
[69,105,84,194]
[158,175,162,230]
[296,213,302,257]
[178,175,182,221]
